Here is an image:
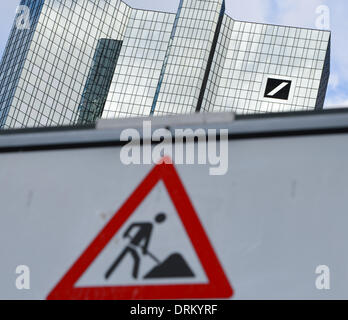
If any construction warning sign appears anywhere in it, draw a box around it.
[47,160,233,300]
[2,122,348,300]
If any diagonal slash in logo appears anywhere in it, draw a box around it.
[264,78,292,100]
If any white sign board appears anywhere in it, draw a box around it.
[0,116,348,300]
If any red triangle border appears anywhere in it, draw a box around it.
[47,160,233,300]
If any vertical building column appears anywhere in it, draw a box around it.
[151,0,225,116]
[0,0,44,128]
[196,0,225,112]
[315,37,330,110]
[78,39,123,124]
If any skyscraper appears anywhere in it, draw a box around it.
[0,0,330,129]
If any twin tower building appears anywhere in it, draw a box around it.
[0,0,330,128]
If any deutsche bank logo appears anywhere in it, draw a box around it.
[264,78,292,100]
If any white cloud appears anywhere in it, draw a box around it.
[225,0,272,23]
[325,96,348,108]
[329,73,339,90]
[270,0,326,28]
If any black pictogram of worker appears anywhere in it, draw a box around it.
[105,213,166,280]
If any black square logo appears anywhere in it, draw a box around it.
[264,78,292,100]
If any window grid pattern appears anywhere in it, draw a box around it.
[102,9,175,119]
[78,39,123,124]
[206,16,331,114]
[0,0,44,128]
[201,15,231,113]
[153,0,225,117]
[0,0,331,129]
[150,0,184,116]
[4,0,131,129]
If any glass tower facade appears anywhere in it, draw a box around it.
[202,16,331,114]
[0,0,45,128]
[102,8,175,119]
[0,0,331,129]
[78,39,123,124]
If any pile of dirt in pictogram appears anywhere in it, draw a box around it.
[144,253,194,279]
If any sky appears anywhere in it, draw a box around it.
[0,0,347,108]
